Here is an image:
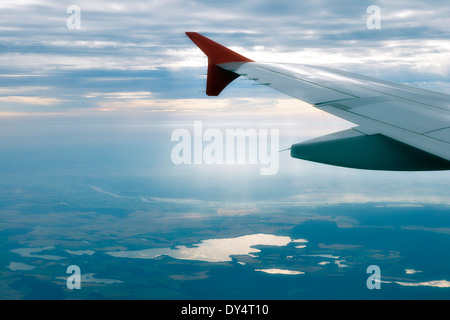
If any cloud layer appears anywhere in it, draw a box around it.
[2,1,450,115]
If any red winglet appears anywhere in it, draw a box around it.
[186,32,254,96]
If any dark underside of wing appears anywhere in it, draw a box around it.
[291,130,450,171]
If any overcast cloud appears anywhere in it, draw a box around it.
[1,0,450,114]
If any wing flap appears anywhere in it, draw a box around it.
[426,128,450,143]
[350,100,450,134]
[318,104,450,162]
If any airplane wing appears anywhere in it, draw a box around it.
[185,32,450,171]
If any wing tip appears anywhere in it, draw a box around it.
[185,32,253,96]
[185,32,253,65]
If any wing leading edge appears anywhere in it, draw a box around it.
[185,32,450,171]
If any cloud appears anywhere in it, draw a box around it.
[2,1,450,116]
[145,196,204,205]
[10,246,66,261]
[55,273,123,285]
[405,269,422,275]
[0,96,63,106]
[6,262,37,271]
[85,91,153,99]
[287,191,450,205]
[216,208,258,216]
[382,279,450,288]
[90,186,129,199]
[255,268,305,275]
[94,98,316,115]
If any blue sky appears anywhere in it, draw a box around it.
[1,1,450,204]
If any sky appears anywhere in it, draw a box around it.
[1,0,450,205]
[2,0,450,115]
